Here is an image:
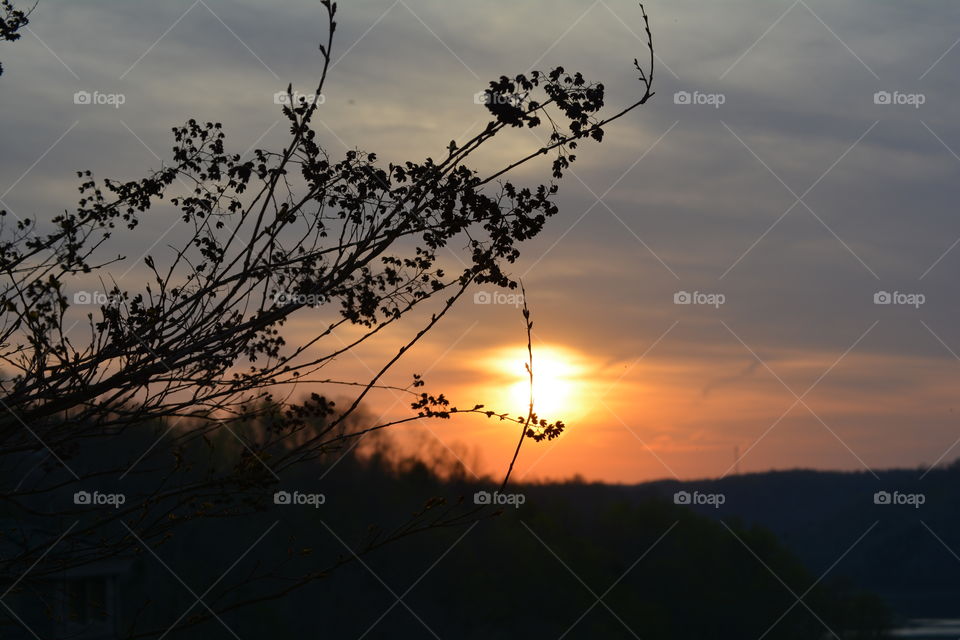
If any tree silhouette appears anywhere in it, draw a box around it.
[0,1,655,636]
[0,0,31,76]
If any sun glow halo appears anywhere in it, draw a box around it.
[494,345,586,423]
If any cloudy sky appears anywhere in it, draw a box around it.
[3,0,960,483]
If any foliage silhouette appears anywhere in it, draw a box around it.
[0,0,31,76]
[0,1,657,637]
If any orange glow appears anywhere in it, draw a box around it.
[486,344,590,423]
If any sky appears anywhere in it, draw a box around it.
[3,0,960,483]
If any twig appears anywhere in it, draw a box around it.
[500,282,533,493]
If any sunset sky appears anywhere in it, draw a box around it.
[3,0,960,483]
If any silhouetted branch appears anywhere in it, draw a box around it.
[0,0,32,76]
[500,282,534,493]
[0,2,656,636]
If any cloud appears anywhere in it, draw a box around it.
[3,0,960,480]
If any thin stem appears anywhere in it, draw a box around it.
[500,282,533,493]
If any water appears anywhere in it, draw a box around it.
[891,619,960,638]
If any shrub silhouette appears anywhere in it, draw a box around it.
[0,2,659,637]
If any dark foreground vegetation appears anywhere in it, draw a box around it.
[3,419,892,639]
[638,464,960,624]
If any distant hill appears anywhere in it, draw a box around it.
[2,426,895,639]
[618,465,960,621]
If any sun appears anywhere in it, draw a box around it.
[493,345,586,422]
